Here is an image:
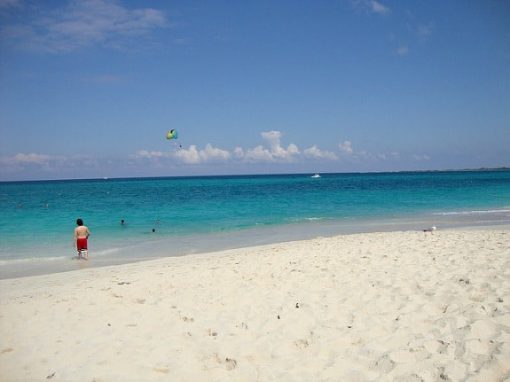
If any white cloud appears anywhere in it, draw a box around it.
[304,145,338,160]
[15,152,52,164]
[171,144,231,164]
[338,140,354,155]
[0,152,53,165]
[257,130,300,162]
[2,0,168,52]
[201,143,231,162]
[233,147,245,158]
[353,0,389,15]
[243,145,274,163]
[337,141,403,164]
[173,145,201,164]
[135,150,167,159]
[260,130,281,145]
[233,131,301,163]
[370,0,389,15]
[235,131,338,163]
[0,153,81,178]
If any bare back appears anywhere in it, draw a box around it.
[75,225,90,239]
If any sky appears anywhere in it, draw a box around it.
[0,0,509,181]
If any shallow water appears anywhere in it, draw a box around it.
[1,170,509,278]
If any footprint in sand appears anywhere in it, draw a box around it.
[225,358,237,370]
[392,373,423,382]
[369,354,395,373]
[238,322,248,329]
[153,367,170,374]
[294,339,310,349]
[210,353,237,370]
[208,329,218,337]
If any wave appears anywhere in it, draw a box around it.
[93,247,122,256]
[285,217,329,223]
[0,255,68,266]
[433,209,510,216]
[0,247,122,266]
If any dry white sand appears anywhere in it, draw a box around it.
[1,228,509,381]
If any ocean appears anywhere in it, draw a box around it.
[1,170,509,279]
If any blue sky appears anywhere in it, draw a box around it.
[0,0,509,180]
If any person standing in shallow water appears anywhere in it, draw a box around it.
[74,218,90,260]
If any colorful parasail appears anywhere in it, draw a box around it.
[166,129,178,140]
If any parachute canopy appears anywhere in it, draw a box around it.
[166,129,178,140]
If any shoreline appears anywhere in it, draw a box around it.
[1,210,510,280]
[1,227,509,380]
[1,213,510,280]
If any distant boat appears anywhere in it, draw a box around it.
[311,173,321,178]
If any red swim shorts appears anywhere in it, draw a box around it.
[77,237,88,250]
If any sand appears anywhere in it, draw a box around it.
[1,228,509,381]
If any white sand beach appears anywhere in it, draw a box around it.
[1,228,509,381]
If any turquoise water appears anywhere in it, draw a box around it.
[1,171,509,278]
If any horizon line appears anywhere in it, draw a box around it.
[1,167,509,184]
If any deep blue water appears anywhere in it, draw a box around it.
[1,171,509,278]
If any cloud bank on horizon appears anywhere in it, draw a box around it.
[1,130,431,179]
[135,130,339,164]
